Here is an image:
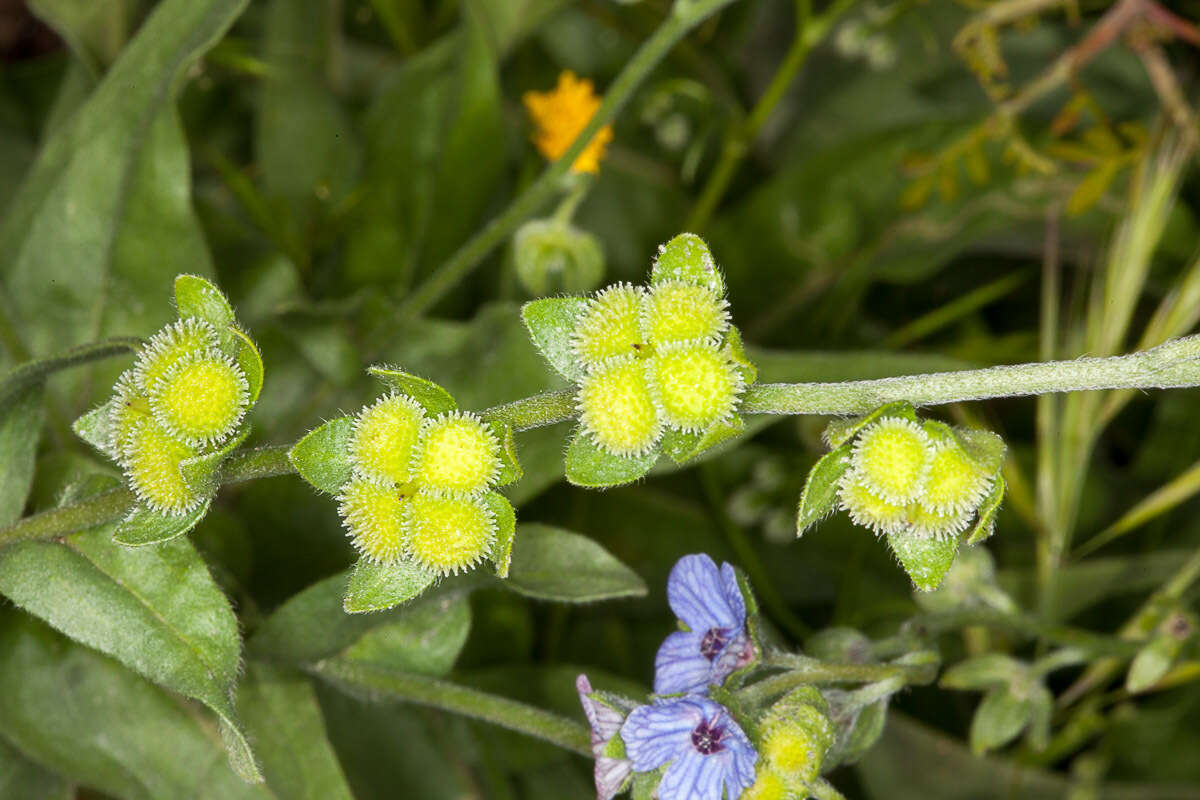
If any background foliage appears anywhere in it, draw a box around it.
[2,0,1200,797]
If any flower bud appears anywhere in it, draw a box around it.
[848,417,931,505]
[148,351,249,447]
[572,283,645,367]
[647,343,743,433]
[513,219,605,296]
[642,280,728,346]
[414,412,500,494]
[337,477,407,563]
[759,688,835,783]
[132,317,220,393]
[402,493,496,575]
[121,418,202,515]
[578,359,662,456]
[740,768,793,800]
[349,393,424,485]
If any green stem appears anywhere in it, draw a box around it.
[480,390,576,431]
[311,658,591,757]
[0,488,135,548]
[378,0,737,336]
[222,445,296,483]
[684,0,855,231]
[741,652,938,705]
[12,334,1200,544]
[739,334,1200,414]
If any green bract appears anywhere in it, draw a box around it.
[521,233,755,488]
[72,275,263,546]
[795,402,1007,591]
[289,367,521,612]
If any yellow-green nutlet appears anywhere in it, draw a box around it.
[577,359,662,456]
[402,493,496,575]
[337,477,407,564]
[647,343,743,433]
[148,351,249,447]
[414,413,501,494]
[572,283,645,367]
[349,393,425,485]
[121,418,202,515]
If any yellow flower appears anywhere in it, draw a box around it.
[523,71,614,174]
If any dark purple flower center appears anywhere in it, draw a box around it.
[700,627,729,661]
[690,719,726,755]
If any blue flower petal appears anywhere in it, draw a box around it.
[717,719,757,797]
[654,631,712,695]
[719,562,747,625]
[621,699,701,772]
[576,674,625,750]
[659,748,725,800]
[667,554,741,631]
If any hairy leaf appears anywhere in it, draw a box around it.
[506,523,646,602]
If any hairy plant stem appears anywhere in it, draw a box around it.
[311,658,591,757]
[9,334,1200,544]
[738,652,939,706]
[373,0,737,344]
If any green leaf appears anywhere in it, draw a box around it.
[520,297,588,382]
[822,401,919,449]
[230,326,265,406]
[886,529,960,592]
[661,415,746,464]
[0,384,44,526]
[0,615,270,799]
[966,475,1006,545]
[0,735,70,800]
[289,416,355,494]
[650,233,725,294]
[489,420,524,486]
[73,396,118,458]
[969,688,1033,754]
[179,422,252,499]
[112,499,212,547]
[1067,160,1119,216]
[0,0,243,387]
[343,559,439,615]
[941,654,1025,690]
[796,442,852,536]
[505,523,647,602]
[565,428,658,488]
[724,325,757,385]
[483,491,517,578]
[238,663,355,800]
[175,273,236,333]
[631,769,664,800]
[250,571,480,664]
[1126,635,1181,693]
[342,591,471,676]
[0,520,259,781]
[367,365,457,415]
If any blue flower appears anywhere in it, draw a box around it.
[621,696,756,800]
[654,553,754,695]
[576,674,633,800]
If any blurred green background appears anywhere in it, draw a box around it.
[2,0,1200,797]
